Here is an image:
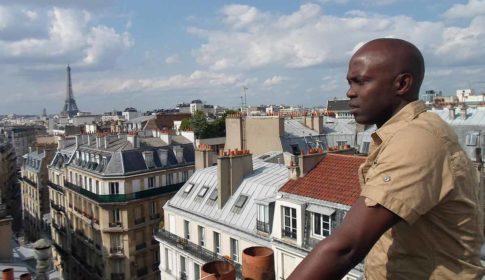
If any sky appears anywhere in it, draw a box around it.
[1,0,485,115]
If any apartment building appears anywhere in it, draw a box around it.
[155,149,289,280]
[0,143,16,206]
[20,145,56,241]
[273,153,366,280]
[48,133,195,280]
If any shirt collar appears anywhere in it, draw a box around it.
[373,100,427,143]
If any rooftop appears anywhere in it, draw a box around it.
[280,153,366,206]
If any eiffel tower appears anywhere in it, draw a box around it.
[61,65,79,118]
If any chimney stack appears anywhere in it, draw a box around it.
[217,149,253,209]
[460,104,468,120]
[195,144,217,170]
[448,105,456,120]
[298,148,325,178]
[127,133,139,148]
[242,246,275,280]
[312,113,324,134]
[201,261,236,280]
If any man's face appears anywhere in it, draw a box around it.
[346,51,397,127]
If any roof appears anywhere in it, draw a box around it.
[279,153,366,206]
[327,99,351,112]
[166,152,288,235]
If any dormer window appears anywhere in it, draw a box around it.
[256,204,270,233]
[466,132,479,146]
[312,213,332,238]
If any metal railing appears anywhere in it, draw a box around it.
[256,220,270,233]
[135,242,147,251]
[136,267,148,277]
[47,181,64,193]
[21,176,37,188]
[134,217,145,225]
[64,181,184,203]
[50,201,65,213]
[282,228,297,239]
[155,229,242,278]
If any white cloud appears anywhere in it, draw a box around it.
[0,6,133,70]
[190,3,485,71]
[443,0,485,19]
[165,54,179,64]
[76,70,240,96]
[263,76,286,86]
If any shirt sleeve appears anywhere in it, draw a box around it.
[361,125,454,224]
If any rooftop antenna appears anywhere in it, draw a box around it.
[243,86,248,109]
[240,96,244,112]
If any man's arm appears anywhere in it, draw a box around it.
[287,196,401,280]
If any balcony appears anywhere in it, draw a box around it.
[256,220,270,233]
[109,222,122,228]
[180,272,188,280]
[150,213,160,220]
[136,267,148,277]
[47,181,64,193]
[134,217,145,225]
[155,229,242,278]
[21,176,37,188]
[152,263,159,271]
[52,242,68,257]
[109,246,123,256]
[282,228,297,239]
[135,242,146,251]
[111,273,125,280]
[52,222,66,234]
[50,201,65,213]
[64,181,184,204]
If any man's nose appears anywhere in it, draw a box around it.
[346,87,356,98]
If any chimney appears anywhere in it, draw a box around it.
[29,146,32,153]
[75,135,82,147]
[195,144,217,170]
[20,273,32,280]
[57,139,65,150]
[87,135,92,146]
[448,105,456,120]
[312,114,324,134]
[305,115,314,130]
[160,132,172,145]
[288,160,300,180]
[217,150,253,209]
[142,150,155,168]
[460,105,468,120]
[157,149,168,166]
[95,135,101,149]
[298,148,325,178]
[127,133,139,148]
[104,136,109,149]
[173,146,184,164]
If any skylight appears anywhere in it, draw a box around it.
[198,186,209,197]
[209,189,218,201]
[184,183,194,194]
[234,195,248,209]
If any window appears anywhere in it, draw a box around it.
[148,177,155,189]
[112,259,123,274]
[290,144,300,155]
[109,182,119,194]
[213,232,221,254]
[182,171,189,181]
[180,256,187,275]
[167,173,173,185]
[282,207,297,239]
[110,234,122,251]
[313,213,331,237]
[153,249,159,264]
[234,195,248,208]
[95,180,99,194]
[150,201,157,215]
[194,263,200,280]
[336,140,347,147]
[360,141,370,154]
[165,248,173,272]
[112,209,121,223]
[198,186,209,197]
[466,132,479,146]
[256,204,270,233]
[88,178,92,192]
[230,238,239,262]
[184,220,190,240]
[183,183,194,194]
[198,226,205,247]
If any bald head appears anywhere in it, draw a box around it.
[353,38,425,100]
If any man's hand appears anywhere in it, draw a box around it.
[287,196,401,280]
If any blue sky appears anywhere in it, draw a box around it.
[1,0,484,114]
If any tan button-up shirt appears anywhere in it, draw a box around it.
[360,100,484,279]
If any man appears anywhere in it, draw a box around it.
[288,38,484,279]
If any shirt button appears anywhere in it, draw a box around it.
[383,176,391,182]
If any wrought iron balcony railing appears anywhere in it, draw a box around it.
[256,220,270,233]
[64,181,184,204]
[282,227,297,239]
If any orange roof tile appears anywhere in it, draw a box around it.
[280,153,366,206]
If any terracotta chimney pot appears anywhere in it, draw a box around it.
[2,268,14,280]
[201,261,236,280]
[242,246,275,280]
[20,273,32,280]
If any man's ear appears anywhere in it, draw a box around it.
[394,73,413,96]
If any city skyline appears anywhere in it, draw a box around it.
[1,0,485,114]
